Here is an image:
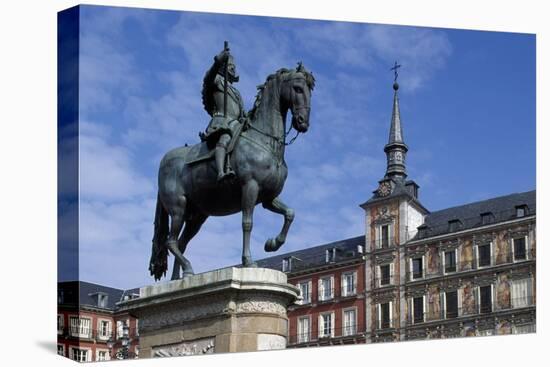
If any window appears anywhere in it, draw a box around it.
[412,296,425,324]
[444,291,459,319]
[515,205,527,218]
[71,348,89,362]
[511,278,533,308]
[513,237,527,261]
[514,324,535,334]
[341,272,356,297]
[98,320,111,339]
[57,314,64,334]
[448,219,461,232]
[298,317,310,343]
[378,302,393,329]
[117,320,127,339]
[443,250,457,273]
[411,257,424,279]
[381,225,390,248]
[319,313,334,338]
[57,344,65,357]
[97,350,109,361]
[282,258,291,272]
[98,294,108,308]
[480,212,494,225]
[69,317,91,338]
[379,264,391,286]
[318,276,334,301]
[325,248,336,263]
[343,309,357,336]
[478,285,493,313]
[477,243,492,267]
[298,281,311,304]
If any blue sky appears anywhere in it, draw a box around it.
[68,5,535,289]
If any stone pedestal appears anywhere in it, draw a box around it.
[117,267,299,357]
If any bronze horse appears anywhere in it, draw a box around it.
[149,65,315,281]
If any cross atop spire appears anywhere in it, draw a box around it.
[384,62,408,181]
[390,61,401,83]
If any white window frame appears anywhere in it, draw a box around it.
[69,316,91,338]
[318,312,335,338]
[57,314,64,335]
[297,280,312,305]
[475,242,493,268]
[513,323,536,334]
[282,258,291,272]
[441,249,458,274]
[69,346,91,362]
[512,236,529,262]
[511,277,533,308]
[57,344,65,357]
[410,295,426,324]
[325,248,336,263]
[342,307,357,336]
[318,276,334,301]
[297,315,311,343]
[97,318,112,340]
[476,284,494,313]
[96,349,110,361]
[409,256,425,280]
[341,271,357,297]
[377,301,393,329]
[376,223,393,249]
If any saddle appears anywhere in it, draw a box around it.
[184,120,246,165]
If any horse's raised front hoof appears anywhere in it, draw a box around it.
[264,238,278,252]
[242,257,258,268]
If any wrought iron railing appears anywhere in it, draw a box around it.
[288,325,365,345]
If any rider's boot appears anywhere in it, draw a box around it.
[215,144,235,182]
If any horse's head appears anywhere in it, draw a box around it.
[280,63,315,133]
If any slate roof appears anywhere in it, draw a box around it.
[257,235,365,273]
[360,178,428,213]
[58,281,126,311]
[414,190,536,239]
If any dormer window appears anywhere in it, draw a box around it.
[480,212,494,225]
[98,294,108,308]
[417,225,429,239]
[325,248,336,263]
[282,257,291,272]
[515,205,527,218]
[448,219,462,232]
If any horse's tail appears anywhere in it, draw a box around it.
[149,193,169,281]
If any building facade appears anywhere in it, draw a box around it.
[261,78,536,346]
[57,281,140,362]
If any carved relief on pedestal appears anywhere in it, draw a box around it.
[236,298,287,316]
[153,338,215,357]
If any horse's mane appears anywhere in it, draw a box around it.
[247,64,315,120]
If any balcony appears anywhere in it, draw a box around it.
[406,251,534,282]
[288,326,364,346]
[406,296,535,326]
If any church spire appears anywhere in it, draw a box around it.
[384,61,408,181]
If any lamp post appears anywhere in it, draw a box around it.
[107,321,132,360]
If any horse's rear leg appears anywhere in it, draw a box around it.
[241,180,259,267]
[165,196,191,281]
[174,213,208,278]
[263,197,294,252]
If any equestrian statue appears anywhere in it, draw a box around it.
[149,42,315,281]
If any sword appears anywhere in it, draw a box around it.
[223,40,229,118]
